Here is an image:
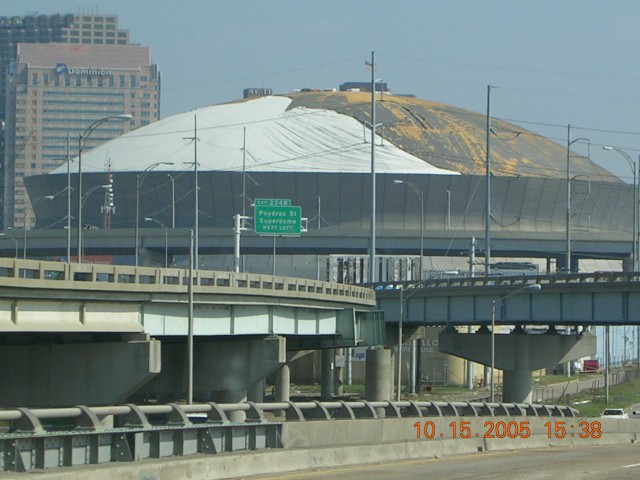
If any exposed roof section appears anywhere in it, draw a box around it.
[286,91,619,182]
[16,43,151,68]
[55,95,459,175]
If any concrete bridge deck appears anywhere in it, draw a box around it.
[0,258,381,409]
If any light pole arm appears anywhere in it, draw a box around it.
[135,162,174,267]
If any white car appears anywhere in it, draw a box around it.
[600,408,629,419]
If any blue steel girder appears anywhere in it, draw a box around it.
[375,273,640,326]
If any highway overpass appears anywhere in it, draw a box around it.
[0,258,381,409]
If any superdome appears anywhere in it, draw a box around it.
[48,91,617,181]
[25,91,631,273]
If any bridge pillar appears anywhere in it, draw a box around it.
[132,336,286,407]
[439,328,597,403]
[365,348,392,416]
[320,348,334,401]
[274,364,290,418]
[0,335,161,408]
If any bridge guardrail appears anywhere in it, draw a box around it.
[0,257,375,306]
[372,271,640,292]
[0,400,576,472]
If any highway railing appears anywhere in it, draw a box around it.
[372,271,640,292]
[0,257,375,306]
[0,400,577,472]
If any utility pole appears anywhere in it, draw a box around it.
[369,50,377,283]
[485,86,492,276]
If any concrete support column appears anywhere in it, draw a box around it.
[135,336,285,405]
[274,364,290,418]
[334,348,344,397]
[410,340,417,394]
[501,333,533,403]
[439,328,596,403]
[275,364,290,403]
[389,348,396,400]
[320,349,334,401]
[217,389,247,423]
[365,348,392,417]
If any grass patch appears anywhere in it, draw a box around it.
[569,378,640,417]
[532,373,591,386]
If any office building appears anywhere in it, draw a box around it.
[4,42,160,228]
[0,13,132,228]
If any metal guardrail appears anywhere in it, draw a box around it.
[0,257,375,305]
[373,271,640,292]
[0,400,577,472]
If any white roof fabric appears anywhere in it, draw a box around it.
[56,96,460,175]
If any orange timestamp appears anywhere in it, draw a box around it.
[413,420,602,440]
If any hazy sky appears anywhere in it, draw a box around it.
[9,0,640,181]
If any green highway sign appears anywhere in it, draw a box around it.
[254,198,292,207]
[254,204,301,235]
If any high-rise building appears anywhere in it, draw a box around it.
[0,13,134,228]
[3,42,160,229]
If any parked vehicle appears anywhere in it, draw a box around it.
[600,408,628,419]
[583,359,601,373]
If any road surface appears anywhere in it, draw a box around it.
[236,443,640,480]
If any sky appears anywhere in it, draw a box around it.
[8,0,640,182]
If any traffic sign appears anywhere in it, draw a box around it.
[254,204,301,235]
[254,198,292,207]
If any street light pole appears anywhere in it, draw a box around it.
[77,114,132,263]
[135,162,174,267]
[167,174,176,229]
[602,146,638,271]
[369,51,377,283]
[565,126,590,273]
[490,284,541,402]
[66,132,71,262]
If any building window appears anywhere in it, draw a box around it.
[119,75,125,87]
[43,73,49,85]
[130,75,136,88]
[31,73,38,85]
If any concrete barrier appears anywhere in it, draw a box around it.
[1,417,636,480]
